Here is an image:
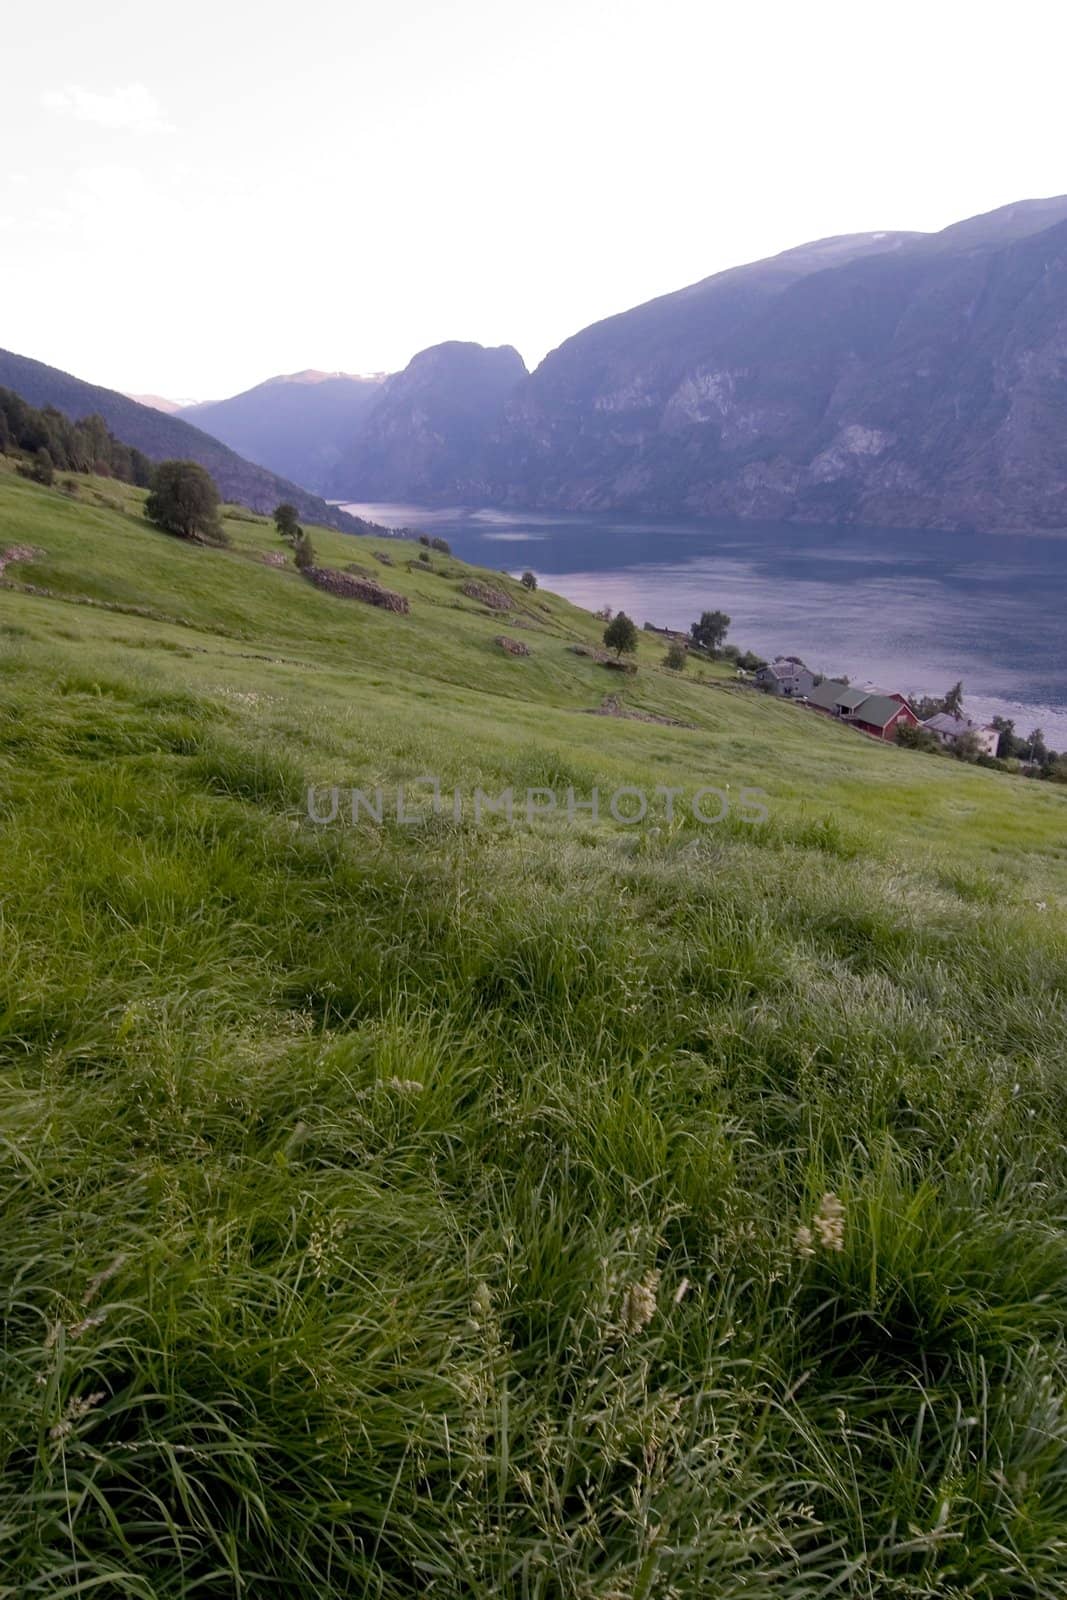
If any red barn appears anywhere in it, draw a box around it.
[803,680,919,741]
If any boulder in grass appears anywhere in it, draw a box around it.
[494,635,530,656]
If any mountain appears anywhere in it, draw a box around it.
[128,393,191,415]
[0,349,371,533]
[180,371,386,494]
[330,198,1067,532]
[482,195,1067,531]
[329,343,528,501]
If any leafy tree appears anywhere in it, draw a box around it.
[0,409,10,454]
[664,641,687,671]
[603,611,639,659]
[32,447,54,486]
[895,723,940,753]
[737,649,766,672]
[294,530,316,571]
[520,571,538,591]
[951,729,981,762]
[144,460,224,543]
[689,609,731,655]
[914,681,966,721]
[418,534,431,547]
[273,503,301,540]
[430,537,451,555]
[942,680,965,717]
[1024,727,1048,764]
[991,715,1022,760]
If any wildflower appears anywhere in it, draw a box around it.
[384,1077,423,1094]
[471,1281,493,1323]
[620,1270,660,1335]
[794,1224,816,1260]
[673,1276,691,1304]
[813,1193,845,1253]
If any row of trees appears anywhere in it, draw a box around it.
[0,388,153,488]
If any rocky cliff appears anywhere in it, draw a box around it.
[333,198,1067,532]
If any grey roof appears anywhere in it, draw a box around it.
[804,678,913,727]
[923,711,985,736]
[806,679,867,712]
[852,693,910,728]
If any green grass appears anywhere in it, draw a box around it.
[2,463,1067,1596]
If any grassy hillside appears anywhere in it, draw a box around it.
[2,462,1067,1597]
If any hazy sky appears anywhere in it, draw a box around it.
[3,0,1065,400]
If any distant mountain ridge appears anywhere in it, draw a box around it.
[0,349,370,532]
[315,196,1067,533]
[179,371,387,493]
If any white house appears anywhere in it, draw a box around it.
[922,711,1000,757]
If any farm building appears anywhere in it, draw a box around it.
[805,679,919,741]
[755,656,816,697]
[922,711,1000,756]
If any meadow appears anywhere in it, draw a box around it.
[1,460,1067,1597]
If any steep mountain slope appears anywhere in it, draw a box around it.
[480,197,1067,530]
[0,348,370,532]
[323,198,1067,532]
[330,341,527,499]
[181,370,386,493]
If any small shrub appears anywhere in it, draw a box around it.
[521,570,538,591]
[664,642,687,671]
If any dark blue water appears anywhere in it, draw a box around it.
[341,501,1067,748]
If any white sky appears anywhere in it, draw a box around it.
[3,0,1065,400]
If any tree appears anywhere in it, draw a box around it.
[689,609,731,655]
[520,570,538,591]
[294,530,316,571]
[1024,727,1048,764]
[951,729,981,762]
[145,461,224,543]
[943,680,965,718]
[895,723,940,753]
[603,611,639,659]
[991,716,1021,760]
[430,537,451,555]
[32,447,54,486]
[664,641,687,671]
[273,503,300,540]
